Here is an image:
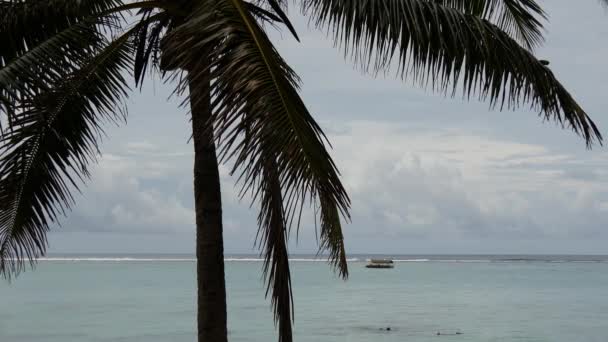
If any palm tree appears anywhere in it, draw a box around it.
[0,0,602,341]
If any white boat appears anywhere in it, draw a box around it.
[365,259,394,268]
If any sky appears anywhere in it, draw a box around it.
[48,0,608,255]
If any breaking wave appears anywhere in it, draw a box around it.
[35,256,608,263]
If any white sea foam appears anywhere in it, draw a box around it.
[391,259,489,263]
[224,258,263,262]
[435,259,490,263]
[34,256,607,263]
[39,258,195,262]
[37,257,361,263]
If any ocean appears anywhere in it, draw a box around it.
[1,255,608,342]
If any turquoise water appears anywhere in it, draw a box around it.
[2,256,608,342]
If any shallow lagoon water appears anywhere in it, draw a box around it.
[2,256,608,342]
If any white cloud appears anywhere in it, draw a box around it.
[62,152,195,233]
[324,121,608,241]
[125,140,158,154]
[53,119,608,251]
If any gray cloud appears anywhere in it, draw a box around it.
[330,122,608,240]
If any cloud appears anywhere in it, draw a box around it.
[53,112,608,252]
[60,143,257,239]
[61,152,195,234]
[124,141,158,154]
[326,121,608,242]
[59,120,608,250]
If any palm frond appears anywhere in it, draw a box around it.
[162,0,350,340]
[266,0,300,41]
[246,2,283,23]
[0,20,109,116]
[213,0,350,276]
[258,154,294,342]
[0,32,134,278]
[0,0,135,124]
[433,0,546,50]
[303,0,602,146]
[0,0,174,75]
[317,195,348,277]
[246,0,299,40]
[132,10,171,86]
[0,0,124,63]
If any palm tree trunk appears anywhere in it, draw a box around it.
[188,69,228,342]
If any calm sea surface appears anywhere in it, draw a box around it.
[2,255,608,342]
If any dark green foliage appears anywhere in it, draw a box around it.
[0,34,134,276]
[132,10,171,86]
[434,0,546,50]
[0,0,123,65]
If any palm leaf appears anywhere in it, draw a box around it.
[303,0,602,146]
[0,31,134,278]
[0,0,174,74]
[0,0,133,123]
[0,20,108,114]
[162,1,350,340]
[246,2,283,23]
[0,0,124,63]
[258,153,294,342]
[247,0,299,39]
[267,0,300,41]
[434,0,546,50]
[132,10,171,86]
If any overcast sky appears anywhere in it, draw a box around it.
[48,0,608,255]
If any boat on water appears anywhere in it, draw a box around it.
[365,259,394,268]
